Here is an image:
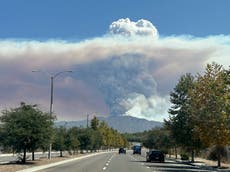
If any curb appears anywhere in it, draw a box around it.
[168,157,216,171]
[16,152,108,172]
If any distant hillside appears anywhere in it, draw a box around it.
[55,116,163,133]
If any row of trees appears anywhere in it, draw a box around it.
[124,128,173,155]
[166,62,229,167]
[53,116,128,157]
[0,103,128,163]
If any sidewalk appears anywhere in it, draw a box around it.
[191,158,230,172]
[168,155,230,172]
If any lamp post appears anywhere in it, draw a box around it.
[32,70,72,159]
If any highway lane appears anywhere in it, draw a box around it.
[39,151,215,172]
[105,153,151,172]
[132,153,215,172]
[39,152,115,172]
[39,151,152,172]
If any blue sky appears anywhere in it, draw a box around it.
[0,1,229,122]
[0,0,230,39]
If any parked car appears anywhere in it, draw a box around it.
[119,148,126,154]
[146,150,165,162]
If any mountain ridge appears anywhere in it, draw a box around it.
[55,116,163,133]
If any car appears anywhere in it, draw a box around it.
[133,145,141,154]
[119,148,126,154]
[146,150,165,162]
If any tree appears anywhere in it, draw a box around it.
[98,121,110,148]
[77,128,93,152]
[0,102,54,163]
[52,126,67,157]
[65,127,80,155]
[167,73,194,143]
[166,73,201,162]
[142,128,172,153]
[123,132,143,143]
[97,120,128,149]
[90,129,102,151]
[91,116,99,130]
[190,63,230,167]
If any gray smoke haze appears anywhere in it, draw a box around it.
[76,54,159,117]
[0,18,229,121]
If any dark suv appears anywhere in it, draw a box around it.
[146,150,165,162]
[119,148,126,154]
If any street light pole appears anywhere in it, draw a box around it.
[32,70,72,160]
[50,76,54,118]
[48,76,54,160]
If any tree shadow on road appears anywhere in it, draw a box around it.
[130,160,212,172]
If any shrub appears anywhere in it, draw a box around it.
[180,154,189,160]
[207,146,227,161]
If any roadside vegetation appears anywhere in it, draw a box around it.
[0,102,54,163]
[0,106,128,164]
[124,63,229,168]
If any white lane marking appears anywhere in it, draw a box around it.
[102,154,114,171]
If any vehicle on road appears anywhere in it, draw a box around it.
[146,150,165,162]
[119,148,126,154]
[133,145,141,154]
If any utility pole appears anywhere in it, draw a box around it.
[32,70,72,159]
[87,114,89,128]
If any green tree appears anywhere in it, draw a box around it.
[90,129,102,151]
[0,102,54,163]
[52,126,67,157]
[98,121,109,148]
[142,128,172,153]
[78,128,93,152]
[123,132,143,143]
[91,116,99,130]
[97,120,128,149]
[98,121,114,149]
[66,127,80,155]
[190,63,230,167]
[166,73,201,162]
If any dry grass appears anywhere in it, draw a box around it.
[195,157,230,169]
[0,155,81,172]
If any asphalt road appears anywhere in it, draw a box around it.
[38,151,216,172]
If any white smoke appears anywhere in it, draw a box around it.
[120,93,169,121]
[109,18,158,38]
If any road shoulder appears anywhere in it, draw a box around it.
[0,152,107,172]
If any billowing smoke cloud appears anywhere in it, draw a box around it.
[121,94,169,121]
[77,54,159,118]
[0,18,229,121]
[109,18,158,38]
